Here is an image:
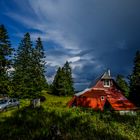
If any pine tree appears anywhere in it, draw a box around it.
[116,74,129,97]
[13,33,32,98]
[52,61,74,96]
[32,37,47,92]
[129,50,140,106]
[13,34,47,98]
[63,61,74,95]
[13,33,34,98]
[52,67,64,96]
[13,33,47,99]
[0,24,13,95]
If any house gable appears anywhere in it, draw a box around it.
[92,70,114,90]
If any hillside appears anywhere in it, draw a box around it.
[0,92,140,140]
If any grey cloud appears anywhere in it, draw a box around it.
[4,0,140,89]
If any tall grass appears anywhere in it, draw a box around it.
[0,93,139,140]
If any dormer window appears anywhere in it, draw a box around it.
[104,79,110,87]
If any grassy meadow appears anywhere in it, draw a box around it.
[0,92,140,140]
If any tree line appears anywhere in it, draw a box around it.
[0,24,140,106]
[0,24,74,99]
[115,50,140,106]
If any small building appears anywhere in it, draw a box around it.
[68,70,137,114]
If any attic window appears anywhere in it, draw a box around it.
[103,79,110,87]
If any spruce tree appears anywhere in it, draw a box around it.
[52,67,64,96]
[32,37,47,93]
[116,74,129,97]
[0,24,13,95]
[13,33,33,98]
[52,61,74,96]
[13,33,47,98]
[129,50,140,106]
[63,61,74,95]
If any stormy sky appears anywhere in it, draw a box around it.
[0,0,140,90]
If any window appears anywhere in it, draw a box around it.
[103,79,110,87]
[101,96,104,100]
[13,99,17,102]
[9,99,12,102]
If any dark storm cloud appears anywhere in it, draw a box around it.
[2,0,140,90]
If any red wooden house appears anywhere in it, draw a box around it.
[68,70,137,114]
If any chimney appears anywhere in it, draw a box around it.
[108,69,111,76]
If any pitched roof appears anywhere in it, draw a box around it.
[75,88,91,96]
[75,88,137,110]
[106,90,137,110]
[80,89,106,98]
[88,69,112,88]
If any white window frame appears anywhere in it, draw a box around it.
[101,96,104,100]
[103,79,110,87]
